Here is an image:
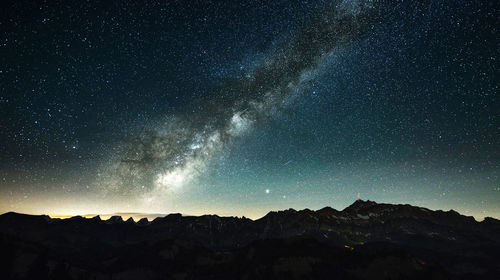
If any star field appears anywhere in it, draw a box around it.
[0,0,499,219]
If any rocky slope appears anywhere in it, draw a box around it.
[1,200,499,279]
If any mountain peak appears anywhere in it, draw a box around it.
[344,199,378,212]
[137,217,150,226]
[317,206,339,216]
[106,215,123,224]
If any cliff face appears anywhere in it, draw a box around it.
[1,200,499,279]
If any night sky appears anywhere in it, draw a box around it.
[1,0,499,220]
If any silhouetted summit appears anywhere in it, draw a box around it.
[1,201,499,279]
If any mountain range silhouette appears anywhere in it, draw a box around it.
[1,200,499,279]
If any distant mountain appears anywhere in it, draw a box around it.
[1,200,499,279]
[49,212,166,221]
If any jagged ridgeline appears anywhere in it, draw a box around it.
[1,200,499,279]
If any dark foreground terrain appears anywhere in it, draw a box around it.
[1,200,499,279]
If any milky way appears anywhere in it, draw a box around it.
[98,0,384,202]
